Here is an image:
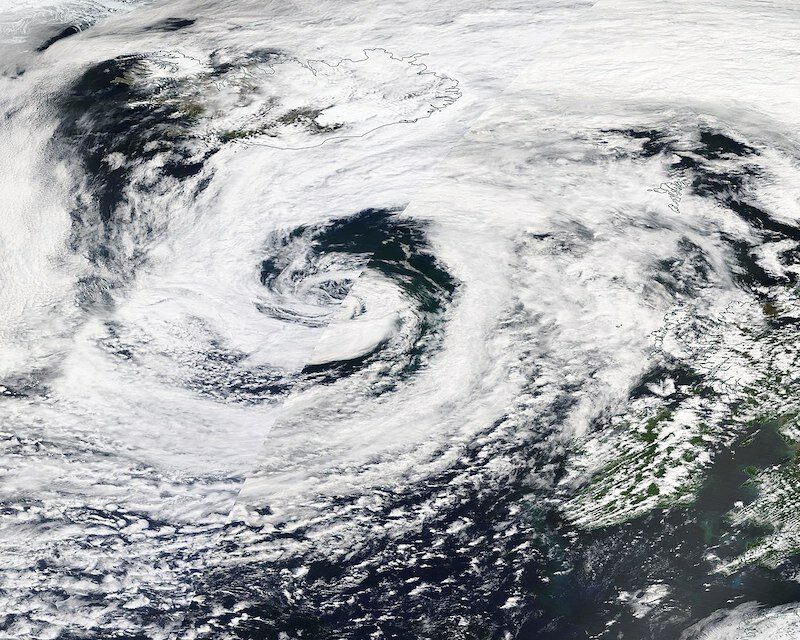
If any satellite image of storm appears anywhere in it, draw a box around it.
[3,1,800,639]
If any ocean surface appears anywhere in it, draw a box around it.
[2,1,800,638]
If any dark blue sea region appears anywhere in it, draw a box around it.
[36,25,82,53]
[178,125,800,639]
[514,125,800,639]
[178,408,800,639]
[258,208,457,383]
[154,18,196,32]
[132,208,458,405]
[54,54,214,291]
[522,420,800,640]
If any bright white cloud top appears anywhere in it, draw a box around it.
[1,1,800,639]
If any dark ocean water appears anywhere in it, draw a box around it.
[4,2,800,639]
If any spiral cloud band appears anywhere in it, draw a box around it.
[2,1,800,639]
